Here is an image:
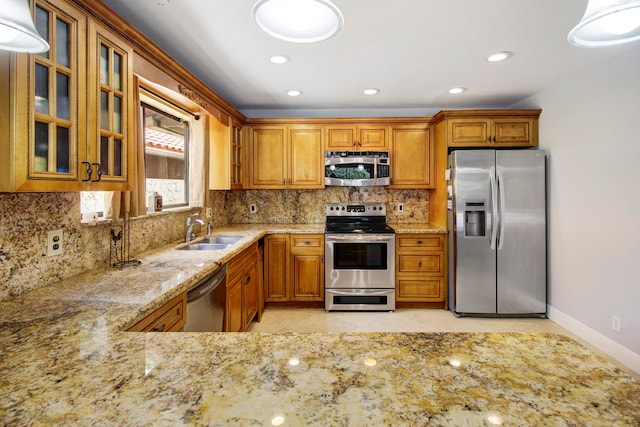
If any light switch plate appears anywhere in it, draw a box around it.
[250,204,257,214]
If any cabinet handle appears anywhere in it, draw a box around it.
[152,324,166,332]
[417,240,423,245]
[91,163,102,182]
[245,272,251,284]
[82,162,92,182]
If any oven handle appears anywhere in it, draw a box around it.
[326,289,394,296]
[325,234,395,242]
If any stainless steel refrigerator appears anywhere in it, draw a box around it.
[447,149,547,317]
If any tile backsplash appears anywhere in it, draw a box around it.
[1,187,428,301]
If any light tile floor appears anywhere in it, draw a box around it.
[248,308,567,334]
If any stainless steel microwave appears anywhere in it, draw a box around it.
[325,151,391,186]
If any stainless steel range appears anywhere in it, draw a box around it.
[325,202,395,311]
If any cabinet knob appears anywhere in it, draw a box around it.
[152,324,166,332]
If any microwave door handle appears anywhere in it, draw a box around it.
[489,166,499,250]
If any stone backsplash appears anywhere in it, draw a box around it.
[223,187,429,224]
[1,187,428,301]
[0,193,216,301]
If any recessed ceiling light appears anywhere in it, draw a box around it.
[487,51,512,62]
[270,55,291,64]
[363,88,380,95]
[287,90,303,97]
[568,0,640,47]
[252,0,344,44]
[448,87,466,94]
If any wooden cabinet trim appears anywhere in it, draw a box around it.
[128,291,186,332]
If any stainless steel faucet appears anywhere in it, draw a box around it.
[185,214,206,242]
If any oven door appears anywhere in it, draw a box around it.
[325,233,395,289]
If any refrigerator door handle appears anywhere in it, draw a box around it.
[489,166,499,250]
[497,168,507,250]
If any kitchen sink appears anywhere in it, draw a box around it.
[199,235,243,244]
[177,243,231,251]
[177,235,243,251]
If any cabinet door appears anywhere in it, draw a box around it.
[447,119,491,147]
[358,125,388,149]
[290,234,324,301]
[288,125,324,189]
[242,262,259,330]
[225,278,243,332]
[264,235,290,302]
[291,254,324,301]
[0,0,87,192]
[250,126,286,188]
[325,125,355,149]
[390,125,433,188]
[87,19,134,190]
[230,123,244,189]
[492,118,536,146]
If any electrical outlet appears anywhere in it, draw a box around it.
[205,207,213,218]
[47,229,63,257]
[250,204,257,214]
[398,203,404,213]
[612,315,621,333]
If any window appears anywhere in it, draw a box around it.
[80,92,193,217]
[141,103,189,208]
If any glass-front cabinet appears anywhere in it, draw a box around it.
[0,0,133,192]
[87,18,133,188]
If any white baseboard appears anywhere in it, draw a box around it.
[547,305,640,375]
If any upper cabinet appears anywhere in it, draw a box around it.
[0,0,134,192]
[209,116,244,190]
[437,110,541,148]
[248,124,324,189]
[86,18,134,189]
[389,123,434,189]
[325,123,389,150]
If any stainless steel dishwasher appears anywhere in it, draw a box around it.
[184,265,226,332]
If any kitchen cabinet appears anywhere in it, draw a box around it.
[0,0,134,192]
[264,234,324,304]
[248,124,324,189]
[225,242,259,332]
[389,123,434,188]
[128,291,187,332]
[442,112,539,148]
[325,123,389,150]
[209,116,244,190]
[395,234,446,307]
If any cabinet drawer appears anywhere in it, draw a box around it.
[128,292,186,332]
[228,243,258,283]
[291,234,324,253]
[396,235,444,250]
[397,278,444,302]
[398,253,444,275]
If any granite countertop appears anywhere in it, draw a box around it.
[1,223,638,425]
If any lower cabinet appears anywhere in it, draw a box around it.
[225,243,260,332]
[264,234,324,305]
[396,234,446,307]
[128,292,187,332]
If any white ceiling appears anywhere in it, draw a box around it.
[100,0,638,118]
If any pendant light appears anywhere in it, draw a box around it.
[568,0,640,47]
[0,0,49,53]
[252,0,343,43]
